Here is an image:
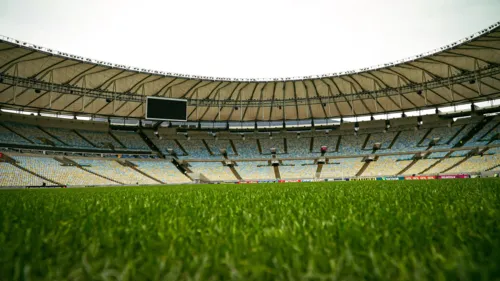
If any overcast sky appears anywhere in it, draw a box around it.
[0,0,499,79]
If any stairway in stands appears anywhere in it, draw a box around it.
[0,122,34,144]
[453,118,491,147]
[116,160,165,184]
[138,130,165,158]
[229,164,242,180]
[420,152,452,174]
[356,157,374,177]
[316,162,323,178]
[398,158,418,175]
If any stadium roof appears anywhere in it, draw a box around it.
[0,21,500,122]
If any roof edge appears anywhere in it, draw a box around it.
[0,21,499,82]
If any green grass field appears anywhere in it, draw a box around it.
[0,179,499,281]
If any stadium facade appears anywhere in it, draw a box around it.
[1,22,500,187]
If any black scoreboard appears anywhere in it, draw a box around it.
[146,97,187,121]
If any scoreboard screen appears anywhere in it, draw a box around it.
[146,97,187,121]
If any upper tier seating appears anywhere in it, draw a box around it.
[204,139,235,156]
[42,127,93,148]
[189,162,237,181]
[279,160,317,179]
[145,132,186,156]
[132,160,191,184]
[0,123,31,145]
[232,139,261,158]
[74,159,157,184]
[366,132,398,151]
[13,156,115,186]
[286,138,312,157]
[112,131,150,151]
[465,119,499,147]
[337,135,366,155]
[313,135,338,154]
[78,130,123,149]
[3,122,63,146]
[420,126,462,148]
[176,139,213,159]
[320,158,364,178]
[259,138,285,154]
[236,161,276,180]
[391,129,429,152]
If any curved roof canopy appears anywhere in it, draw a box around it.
[0,22,500,122]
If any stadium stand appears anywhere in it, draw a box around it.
[1,111,500,187]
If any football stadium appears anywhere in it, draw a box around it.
[1,6,500,280]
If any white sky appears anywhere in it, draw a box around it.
[0,0,499,79]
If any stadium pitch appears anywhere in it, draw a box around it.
[0,179,499,280]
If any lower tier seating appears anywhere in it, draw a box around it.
[320,158,364,178]
[74,159,157,185]
[362,155,413,177]
[403,159,439,175]
[189,162,237,181]
[0,162,43,186]
[425,157,465,174]
[132,160,192,184]
[16,156,117,186]
[447,154,500,174]
[279,160,317,179]
[236,161,276,180]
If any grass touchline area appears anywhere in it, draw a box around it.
[0,179,499,280]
